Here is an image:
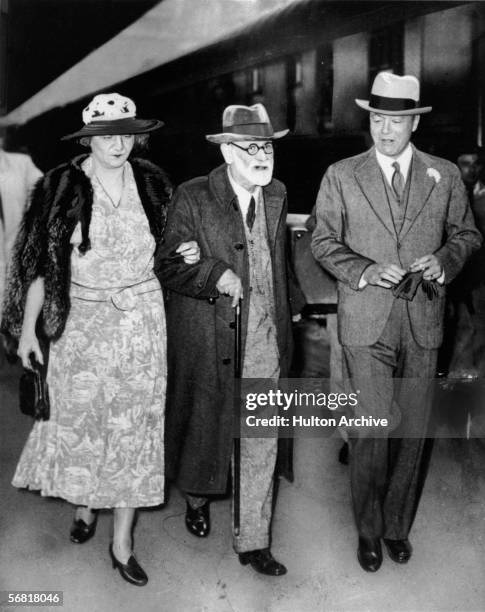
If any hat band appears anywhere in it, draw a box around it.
[369,94,418,111]
[81,118,137,131]
[223,123,273,137]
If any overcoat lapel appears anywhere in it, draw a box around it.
[209,164,245,243]
[354,150,395,238]
[399,148,436,241]
[263,185,284,249]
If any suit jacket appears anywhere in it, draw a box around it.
[311,146,482,348]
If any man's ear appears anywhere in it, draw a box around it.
[220,143,233,164]
[412,115,420,132]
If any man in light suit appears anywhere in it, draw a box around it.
[312,72,481,572]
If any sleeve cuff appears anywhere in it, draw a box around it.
[358,274,368,290]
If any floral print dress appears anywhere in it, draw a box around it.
[12,158,166,508]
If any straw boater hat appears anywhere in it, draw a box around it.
[355,72,432,116]
[206,103,289,144]
[62,93,163,140]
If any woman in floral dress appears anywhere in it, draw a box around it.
[1,94,199,586]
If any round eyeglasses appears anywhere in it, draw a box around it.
[231,142,274,156]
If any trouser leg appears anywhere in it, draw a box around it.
[232,436,278,553]
[185,493,208,509]
[342,299,401,538]
[344,299,437,540]
[342,340,395,537]
[383,312,437,539]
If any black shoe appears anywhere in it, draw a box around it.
[238,548,287,576]
[185,501,210,538]
[357,537,382,572]
[70,513,97,544]
[338,442,349,465]
[109,544,148,587]
[383,538,412,564]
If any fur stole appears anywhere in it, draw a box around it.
[1,154,172,341]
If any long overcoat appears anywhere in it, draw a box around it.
[154,164,303,494]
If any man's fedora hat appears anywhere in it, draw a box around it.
[355,72,432,116]
[62,93,163,140]
[206,103,289,144]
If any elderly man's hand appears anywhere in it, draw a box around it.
[176,241,200,264]
[216,269,244,307]
[409,254,443,281]
[362,263,407,288]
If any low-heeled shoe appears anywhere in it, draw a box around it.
[239,548,287,576]
[185,501,210,538]
[357,537,382,572]
[383,538,412,564]
[109,545,148,587]
[70,515,97,544]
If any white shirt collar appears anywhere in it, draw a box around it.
[375,143,413,186]
[227,167,261,215]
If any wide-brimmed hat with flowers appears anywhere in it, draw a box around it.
[206,103,289,144]
[355,72,432,116]
[61,93,163,140]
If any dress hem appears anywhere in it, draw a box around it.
[11,481,165,509]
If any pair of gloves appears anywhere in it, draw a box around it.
[392,270,439,301]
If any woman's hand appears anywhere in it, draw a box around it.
[17,330,43,370]
[177,240,200,264]
[16,277,45,369]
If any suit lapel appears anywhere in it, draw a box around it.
[354,150,395,238]
[399,148,436,241]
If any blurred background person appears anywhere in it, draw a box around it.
[0,127,42,366]
[444,146,485,379]
[0,93,199,587]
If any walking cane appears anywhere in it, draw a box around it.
[233,298,242,536]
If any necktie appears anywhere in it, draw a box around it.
[391,161,404,201]
[246,196,256,231]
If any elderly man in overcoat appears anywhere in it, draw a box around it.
[155,104,303,576]
[312,72,481,573]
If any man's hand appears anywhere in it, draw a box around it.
[409,254,443,280]
[216,269,244,307]
[362,263,406,288]
[176,241,200,264]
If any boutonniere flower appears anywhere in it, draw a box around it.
[426,167,441,183]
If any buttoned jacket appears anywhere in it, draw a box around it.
[311,146,482,348]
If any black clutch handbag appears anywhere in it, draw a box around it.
[19,356,50,421]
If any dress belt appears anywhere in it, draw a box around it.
[70,278,161,311]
